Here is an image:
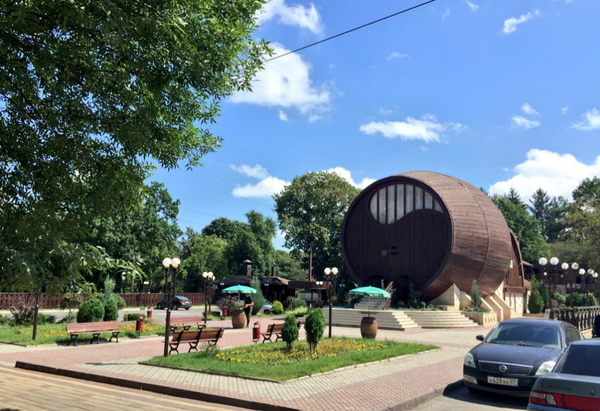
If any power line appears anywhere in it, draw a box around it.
[179,207,222,219]
[266,0,438,62]
[172,176,272,208]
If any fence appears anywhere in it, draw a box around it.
[0,293,205,310]
[548,306,600,332]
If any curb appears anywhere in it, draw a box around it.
[15,361,300,411]
[378,379,463,411]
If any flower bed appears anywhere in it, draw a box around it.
[145,338,437,381]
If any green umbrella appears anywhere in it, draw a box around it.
[349,286,391,317]
[222,285,257,294]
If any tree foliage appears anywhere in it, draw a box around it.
[250,276,265,315]
[305,308,326,353]
[281,314,299,350]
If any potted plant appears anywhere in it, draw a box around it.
[230,300,246,329]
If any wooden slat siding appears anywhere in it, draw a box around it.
[341,171,515,302]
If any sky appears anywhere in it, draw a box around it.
[151,0,600,248]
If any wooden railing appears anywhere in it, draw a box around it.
[548,306,600,332]
[382,282,394,310]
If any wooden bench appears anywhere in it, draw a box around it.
[169,328,224,355]
[261,321,302,343]
[66,321,120,346]
[169,316,203,332]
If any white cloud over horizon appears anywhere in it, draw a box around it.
[572,108,600,131]
[503,10,539,34]
[229,43,330,119]
[489,149,600,201]
[386,52,411,61]
[464,0,479,12]
[561,105,569,115]
[278,110,289,122]
[521,103,539,116]
[231,164,289,198]
[325,167,376,189]
[256,0,323,35]
[359,114,466,143]
[512,115,541,129]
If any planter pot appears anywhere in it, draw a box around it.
[231,310,247,329]
[360,316,378,339]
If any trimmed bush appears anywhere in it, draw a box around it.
[123,313,146,322]
[284,296,306,311]
[281,314,299,350]
[528,286,544,314]
[554,292,567,306]
[114,295,126,309]
[77,298,105,323]
[250,276,265,315]
[305,308,326,353]
[104,297,119,321]
[38,313,56,324]
[270,300,284,315]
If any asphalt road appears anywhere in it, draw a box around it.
[411,382,529,411]
[0,366,250,411]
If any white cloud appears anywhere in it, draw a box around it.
[489,149,600,201]
[442,7,451,20]
[572,108,600,131]
[278,110,288,122]
[521,103,539,116]
[561,105,569,115]
[512,115,540,129]
[502,10,539,35]
[231,164,289,198]
[230,164,270,180]
[229,43,330,119]
[386,52,411,61]
[359,114,466,143]
[464,0,479,12]
[325,167,376,189]
[308,114,322,123]
[378,107,393,116]
[257,0,323,35]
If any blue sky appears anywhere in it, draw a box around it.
[152,0,600,248]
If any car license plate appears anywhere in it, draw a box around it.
[487,376,518,387]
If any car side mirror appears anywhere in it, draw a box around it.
[476,335,484,342]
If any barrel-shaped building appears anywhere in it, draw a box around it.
[341,171,518,301]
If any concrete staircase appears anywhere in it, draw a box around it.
[404,310,479,328]
[323,308,420,331]
[354,296,389,311]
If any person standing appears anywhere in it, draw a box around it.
[243,292,254,328]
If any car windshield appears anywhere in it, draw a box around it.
[485,324,561,349]
[176,297,189,301]
[264,300,271,305]
[555,345,600,377]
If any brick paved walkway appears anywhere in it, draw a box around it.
[0,320,483,411]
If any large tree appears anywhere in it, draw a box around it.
[0,0,269,279]
[179,229,228,293]
[274,171,360,280]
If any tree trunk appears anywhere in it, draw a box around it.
[32,290,40,341]
[308,249,313,282]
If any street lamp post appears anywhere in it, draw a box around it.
[162,257,180,357]
[539,257,561,307]
[324,267,339,338]
[315,281,323,306]
[202,271,215,325]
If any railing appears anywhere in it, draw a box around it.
[0,293,205,310]
[382,282,394,310]
[548,306,600,332]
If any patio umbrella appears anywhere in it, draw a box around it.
[349,286,391,317]
[222,285,257,301]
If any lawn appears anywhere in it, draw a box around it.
[0,322,165,346]
[145,338,438,381]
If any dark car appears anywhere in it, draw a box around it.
[463,319,582,397]
[528,340,600,411]
[156,296,191,310]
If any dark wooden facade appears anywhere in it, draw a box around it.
[341,171,516,300]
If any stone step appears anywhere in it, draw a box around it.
[323,309,419,331]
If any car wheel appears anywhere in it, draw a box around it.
[264,310,270,315]
[185,307,190,311]
[173,305,179,310]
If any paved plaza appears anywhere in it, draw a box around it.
[0,319,488,411]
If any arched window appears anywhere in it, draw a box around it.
[369,184,444,224]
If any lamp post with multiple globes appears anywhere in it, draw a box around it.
[324,267,339,338]
[162,257,180,357]
[202,271,215,325]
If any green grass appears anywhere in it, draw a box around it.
[0,322,165,346]
[145,338,437,381]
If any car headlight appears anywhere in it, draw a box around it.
[464,353,476,368]
[535,361,556,376]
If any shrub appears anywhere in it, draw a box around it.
[114,295,126,309]
[407,283,420,308]
[123,313,146,322]
[250,277,265,315]
[418,301,427,309]
[77,298,105,323]
[270,300,284,315]
[38,313,56,325]
[284,296,306,311]
[588,293,598,307]
[554,293,567,306]
[102,277,116,303]
[471,279,482,309]
[9,304,36,326]
[104,297,119,321]
[60,292,84,310]
[0,315,9,326]
[281,314,299,350]
[528,286,544,314]
[58,312,77,324]
[304,308,326,353]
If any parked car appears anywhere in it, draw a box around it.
[261,300,273,314]
[156,296,192,310]
[528,339,600,411]
[463,319,582,397]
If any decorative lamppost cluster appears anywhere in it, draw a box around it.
[324,267,339,338]
[315,280,324,305]
[162,257,180,357]
[538,257,598,307]
[202,271,215,325]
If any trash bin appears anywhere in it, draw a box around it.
[136,316,144,338]
[253,321,260,343]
